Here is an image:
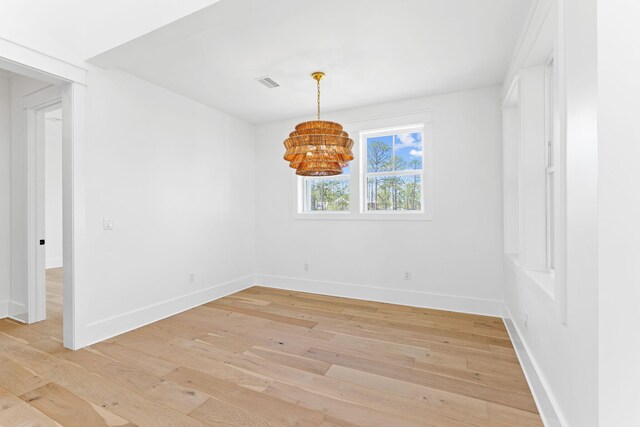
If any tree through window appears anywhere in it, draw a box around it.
[301,164,350,213]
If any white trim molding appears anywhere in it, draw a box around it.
[77,275,255,349]
[502,0,556,100]
[503,306,564,427]
[255,274,503,317]
[0,37,86,85]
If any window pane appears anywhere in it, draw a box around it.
[394,132,423,171]
[304,178,350,212]
[366,174,422,211]
[367,135,393,172]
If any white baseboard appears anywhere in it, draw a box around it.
[77,274,255,349]
[45,258,63,269]
[255,274,503,317]
[503,306,564,427]
[0,300,7,318]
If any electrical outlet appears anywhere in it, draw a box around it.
[189,273,196,284]
[524,311,529,329]
[304,263,309,272]
[403,271,412,280]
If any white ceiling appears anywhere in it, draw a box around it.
[0,0,221,65]
[90,0,533,124]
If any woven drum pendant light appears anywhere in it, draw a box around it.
[283,72,354,176]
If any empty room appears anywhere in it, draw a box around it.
[0,1,637,426]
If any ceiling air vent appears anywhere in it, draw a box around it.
[256,76,280,89]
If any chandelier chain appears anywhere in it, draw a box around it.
[316,78,321,120]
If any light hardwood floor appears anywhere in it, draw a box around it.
[0,268,542,426]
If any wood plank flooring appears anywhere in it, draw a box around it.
[0,268,542,426]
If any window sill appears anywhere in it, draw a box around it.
[504,253,555,301]
[524,269,555,300]
[293,212,432,221]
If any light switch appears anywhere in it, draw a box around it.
[103,217,113,231]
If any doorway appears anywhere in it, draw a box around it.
[0,45,86,349]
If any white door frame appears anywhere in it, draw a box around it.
[1,38,87,349]
[26,94,62,323]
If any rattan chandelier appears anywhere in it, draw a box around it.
[283,72,354,176]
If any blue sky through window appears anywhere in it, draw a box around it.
[394,132,423,171]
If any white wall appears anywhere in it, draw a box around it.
[502,1,599,426]
[597,1,640,425]
[44,110,63,269]
[75,66,256,346]
[255,86,504,315]
[0,74,10,316]
[2,64,256,345]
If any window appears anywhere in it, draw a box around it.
[301,165,350,213]
[544,59,555,271]
[296,112,432,220]
[361,126,424,213]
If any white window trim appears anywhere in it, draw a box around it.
[293,111,433,221]
[505,56,562,305]
[501,2,567,326]
[359,124,426,216]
